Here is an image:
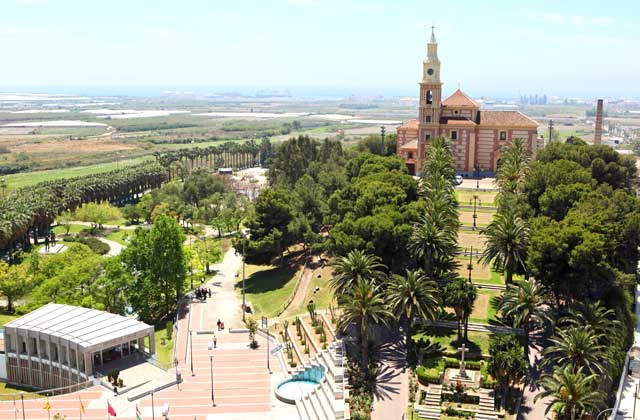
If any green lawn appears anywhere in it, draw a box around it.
[51,224,88,235]
[3,157,152,191]
[0,382,41,399]
[413,328,492,356]
[455,190,497,205]
[104,229,131,245]
[236,264,302,317]
[152,329,174,366]
[0,312,20,327]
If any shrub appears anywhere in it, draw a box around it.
[444,406,474,418]
[63,236,110,255]
[315,325,323,335]
[165,321,173,341]
[482,375,497,389]
[290,361,297,368]
[416,366,441,384]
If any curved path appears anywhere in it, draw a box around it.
[96,237,124,256]
[280,256,319,318]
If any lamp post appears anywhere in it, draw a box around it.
[0,177,6,198]
[190,330,194,376]
[475,167,479,189]
[472,194,479,230]
[242,237,246,322]
[20,393,25,420]
[380,125,386,156]
[151,390,156,420]
[262,316,271,373]
[467,246,473,283]
[207,340,216,406]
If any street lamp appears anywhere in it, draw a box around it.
[472,194,479,230]
[0,177,6,197]
[207,340,216,406]
[467,246,473,283]
[241,230,250,322]
[380,125,386,156]
[475,167,479,189]
[190,330,194,376]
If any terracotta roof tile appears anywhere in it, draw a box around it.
[400,140,418,150]
[478,111,538,128]
[398,119,419,130]
[442,89,480,108]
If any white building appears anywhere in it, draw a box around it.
[3,303,155,390]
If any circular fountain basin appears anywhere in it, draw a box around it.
[275,365,326,404]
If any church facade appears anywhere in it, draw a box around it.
[396,31,541,176]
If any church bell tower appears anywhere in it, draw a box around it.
[418,27,442,136]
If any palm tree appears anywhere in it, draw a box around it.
[386,270,442,357]
[339,279,392,373]
[542,327,608,376]
[409,213,456,279]
[443,278,477,342]
[496,138,530,195]
[535,365,605,420]
[560,301,621,339]
[500,279,550,351]
[330,250,387,297]
[480,207,529,284]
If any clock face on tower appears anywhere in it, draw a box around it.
[427,68,434,76]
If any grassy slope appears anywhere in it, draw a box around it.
[236,264,302,317]
[414,328,491,355]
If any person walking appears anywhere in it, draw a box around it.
[213,335,217,349]
[44,236,50,251]
[50,231,56,245]
[217,319,221,331]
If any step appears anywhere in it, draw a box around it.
[319,379,341,416]
[302,395,319,420]
[475,414,499,420]
[296,399,311,420]
[313,387,336,420]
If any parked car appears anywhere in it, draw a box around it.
[454,175,463,185]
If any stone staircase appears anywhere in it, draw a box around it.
[476,389,499,420]
[293,335,347,420]
[413,384,441,419]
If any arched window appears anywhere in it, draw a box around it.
[426,90,433,104]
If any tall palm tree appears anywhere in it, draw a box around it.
[480,207,529,284]
[443,278,477,342]
[542,327,608,376]
[330,250,387,297]
[500,279,550,350]
[496,138,530,196]
[535,365,605,420]
[339,279,393,373]
[386,270,442,356]
[409,213,456,279]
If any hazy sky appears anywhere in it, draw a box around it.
[1,0,638,98]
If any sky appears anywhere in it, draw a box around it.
[0,0,638,98]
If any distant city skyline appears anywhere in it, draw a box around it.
[1,0,638,98]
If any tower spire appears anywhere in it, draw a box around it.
[430,25,436,43]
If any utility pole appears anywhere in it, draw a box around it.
[467,246,473,283]
[242,237,246,322]
[548,119,554,142]
[380,125,386,156]
[472,194,478,229]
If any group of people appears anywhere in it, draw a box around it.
[195,286,211,301]
[43,231,57,251]
[216,319,225,331]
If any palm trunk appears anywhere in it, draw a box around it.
[505,259,514,285]
[361,317,369,372]
[464,315,469,342]
[405,315,412,360]
[457,317,462,342]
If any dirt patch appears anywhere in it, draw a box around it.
[459,211,494,226]
[11,138,135,154]
[458,231,487,250]
[455,257,492,280]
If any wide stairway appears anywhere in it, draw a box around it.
[413,384,441,419]
[294,314,347,420]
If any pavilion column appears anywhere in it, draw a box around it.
[47,341,54,388]
[138,337,145,353]
[148,332,156,356]
[15,332,23,384]
[36,333,44,388]
[84,353,93,376]
[25,333,34,386]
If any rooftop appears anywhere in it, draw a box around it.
[398,119,419,130]
[478,110,538,128]
[5,303,153,351]
[443,89,480,108]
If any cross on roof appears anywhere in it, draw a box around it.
[430,25,437,43]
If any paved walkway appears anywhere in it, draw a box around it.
[206,248,244,329]
[96,237,124,256]
[516,342,552,420]
[371,325,408,420]
[422,319,523,335]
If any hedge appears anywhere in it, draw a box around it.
[416,366,442,384]
[482,375,497,389]
[444,357,482,370]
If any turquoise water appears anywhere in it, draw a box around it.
[291,364,325,382]
[277,380,318,400]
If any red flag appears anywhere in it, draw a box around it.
[107,401,117,416]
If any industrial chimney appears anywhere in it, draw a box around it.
[594,99,603,145]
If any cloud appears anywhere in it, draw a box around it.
[541,13,612,27]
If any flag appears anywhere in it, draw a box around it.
[136,404,143,420]
[107,400,117,417]
[79,396,86,414]
[42,397,51,411]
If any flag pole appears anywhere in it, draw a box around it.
[108,399,110,420]
[20,393,25,420]
[13,397,17,420]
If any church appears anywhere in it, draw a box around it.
[396,30,541,176]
